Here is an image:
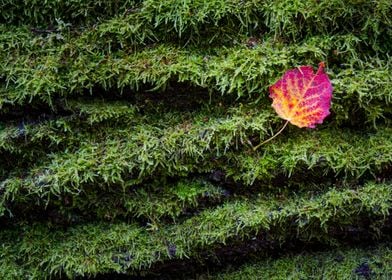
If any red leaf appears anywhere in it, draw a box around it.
[269,63,333,128]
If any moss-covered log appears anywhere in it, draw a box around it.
[0,0,391,278]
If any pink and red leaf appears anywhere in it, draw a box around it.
[269,63,333,128]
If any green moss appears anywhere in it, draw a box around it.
[0,0,391,278]
[211,244,392,279]
[55,179,225,223]
[1,182,391,278]
[1,34,390,126]
[0,0,138,27]
[2,124,391,217]
[2,0,390,46]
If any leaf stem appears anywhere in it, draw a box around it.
[253,120,289,151]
